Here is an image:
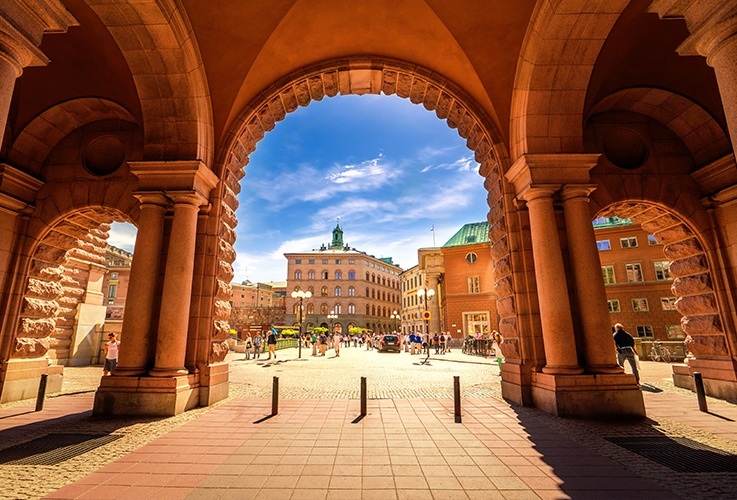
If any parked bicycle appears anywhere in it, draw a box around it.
[649,341,672,363]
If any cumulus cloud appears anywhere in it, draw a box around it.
[107,222,137,252]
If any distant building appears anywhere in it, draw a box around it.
[102,246,132,321]
[285,222,402,334]
[594,217,683,341]
[229,281,286,333]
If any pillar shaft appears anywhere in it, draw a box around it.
[0,55,20,148]
[561,187,621,373]
[150,194,203,377]
[524,189,583,374]
[115,194,167,376]
[709,38,737,152]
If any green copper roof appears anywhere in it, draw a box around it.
[443,222,490,247]
[592,216,634,229]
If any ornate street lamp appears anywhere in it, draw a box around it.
[327,310,338,333]
[417,287,436,358]
[390,310,400,333]
[291,290,312,358]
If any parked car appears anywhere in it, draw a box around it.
[378,334,401,352]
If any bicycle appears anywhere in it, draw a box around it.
[649,342,672,363]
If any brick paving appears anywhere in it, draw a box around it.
[0,348,735,499]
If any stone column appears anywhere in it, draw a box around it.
[522,187,583,375]
[149,193,205,377]
[114,193,168,376]
[560,185,622,373]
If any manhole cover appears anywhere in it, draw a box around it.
[0,433,122,465]
[606,436,737,473]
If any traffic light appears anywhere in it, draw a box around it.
[422,310,432,320]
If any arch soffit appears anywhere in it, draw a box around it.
[84,0,214,164]
[8,98,137,174]
[510,0,629,160]
[588,88,731,166]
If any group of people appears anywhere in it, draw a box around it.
[240,330,278,360]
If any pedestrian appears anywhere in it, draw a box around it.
[244,332,253,360]
[491,330,504,373]
[103,332,120,376]
[440,333,446,354]
[333,331,342,357]
[446,332,452,353]
[267,329,277,360]
[319,333,328,356]
[253,331,262,359]
[613,323,640,385]
[311,331,318,356]
[433,333,440,354]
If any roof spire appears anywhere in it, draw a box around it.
[331,218,344,249]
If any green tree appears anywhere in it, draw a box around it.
[281,329,298,337]
[312,327,328,335]
[349,327,362,336]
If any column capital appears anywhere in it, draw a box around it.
[559,184,599,202]
[519,185,559,203]
[133,191,169,207]
[0,0,78,70]
[649,0,737,61]
[506,154,601,199]
[129,161,219,201]
[168,191,209,207]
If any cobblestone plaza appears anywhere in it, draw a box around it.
[1,348,736,499]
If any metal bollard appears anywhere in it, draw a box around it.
[272,376,279,415]
[453,376,462,423]
[693,372,708,413]
[360,376,367,416]
[35,373,48,412]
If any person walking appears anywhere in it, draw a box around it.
[319,333,328,356]
[613,323,640,385]
[333,331,342,357]
[311,331,318,356]
[252,332,262,359]
[244,332,253,360]
[446,332,452,353]
[266,329,277,360]
[433,333,440,354]
[103,333,120,376]
[491,330,504,374]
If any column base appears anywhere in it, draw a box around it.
[542,365,584,375]
[198,362,229,407]
[585,364,624,374]
[113,367,148,377]
[500,362,534,407]
[530,371,645,418]
[93,373,199,416]
[149,367,189,377]
[0,358,63,403]
[672,359,737,401]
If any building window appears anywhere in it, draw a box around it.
[654,261,671,281]
[335,287,342,296]
[321,286,328,296]
[636,325,654,338]
[348,271,356,280]
[666,324,686,340]
[348,286,355,297]
[648,234,660,246]
[307,270,315,279]
[295,259,302,264]
[596,240,611,251]
[108,299,115,305]
[294,270,302,279]
[467,276,480,294]
[108,284,117,298]
[464,312,490,337]
[309,259,315,264]
[620,237,638,248]
[465,252,478,264]
[293,303,300,315]
[602,265,616,285]
[348,259,355,264]
[335,304,342,314]
[348,304,356,314]
[335,259,341,264]
[321,304,329,314]
[335,271,342,279]
[661,297,678,311]
[111,272,119,279]
[632,298,649,312]
[322,259,328,264]
[607,299,620,313]
[626,263,643,283]
[307,304,315,315]
[322,271,329,279]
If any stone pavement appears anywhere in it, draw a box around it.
[0,347,735,499]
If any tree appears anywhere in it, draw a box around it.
[312,327,328,335]
[281,329,298,337]
[349,327,362,336]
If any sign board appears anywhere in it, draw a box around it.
[422,311,432,320]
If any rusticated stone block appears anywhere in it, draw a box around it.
[268,96,286,123]
[19,317,56,337]
[489,218,507,242]
[214,299,231,320]
[216,279,232,300]
[13,337,51,358]
[246,119,264,143]
[497,296,515,317]
[435,92,452,119]
[640,212,681,232]
[422,84,440,111]
[409,78,427,104]
[458,113,475,138]
[446,101,465,129]
[219,222,236,245]
[210,340,230,362]
[682,314,723,336]
[672,274,713,296]
[256,106,275,133]
[221,202,237,228]
[294,80,311,106]
[218,239,236,263]
[29,261,65,280]
[280,87,299,113]
[663,237,703,260]
[396,72,412,98]
[490,238,509,260]
[217,260,234,281]
[22,297,59,317]
[475,137,491,161]
[67,248,104,264]
[494,257,511,278]
[381,70,397,95]
[33,245,68,266]
[651,225,691,245]
[44,231,79,251]
[323,71,339,97]
[668,254,708,277]
[222,185,238,211]
[685,333,729,358]
[213,320,230,339]
[308,75,325,101]
[608,202,648,219]
[499,337,519,359]
[26,278,64,299]
[466,123,483,150]
[494,277,514,298]
[676,293,717,316]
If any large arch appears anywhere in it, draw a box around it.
[201,56,522,371]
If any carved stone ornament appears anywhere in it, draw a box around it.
[13,337,51,358]
[210,341,230,363]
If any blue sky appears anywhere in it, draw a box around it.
[109,94,491,283]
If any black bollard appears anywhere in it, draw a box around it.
[360,376,367,416]
[272,376,279,415]
[454,376,462,423]
[35,373,48,412]
[693,372,708,412]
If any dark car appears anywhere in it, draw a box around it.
[379,334,401,352]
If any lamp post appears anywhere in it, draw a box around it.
[390,310,400,333]
[291,290,312,358]
[327,310,338,334]
[417,287,436,356]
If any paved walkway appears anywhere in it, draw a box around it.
[0,349,735,499]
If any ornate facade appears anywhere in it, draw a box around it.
[0,0,735,417]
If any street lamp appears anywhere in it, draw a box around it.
[390,310,400,333]
[291,290,312,358]
[417,287,436,357]
[327,310,338,333]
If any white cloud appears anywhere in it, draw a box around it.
[420,155,479,174]
[107,222,137,252]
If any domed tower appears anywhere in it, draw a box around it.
[330,220,344,249]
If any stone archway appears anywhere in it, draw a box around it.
[199,57,522,370]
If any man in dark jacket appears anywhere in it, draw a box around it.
[613,323,640,385]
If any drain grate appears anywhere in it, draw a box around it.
[0,433,122,465]
[606,436,737,473]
